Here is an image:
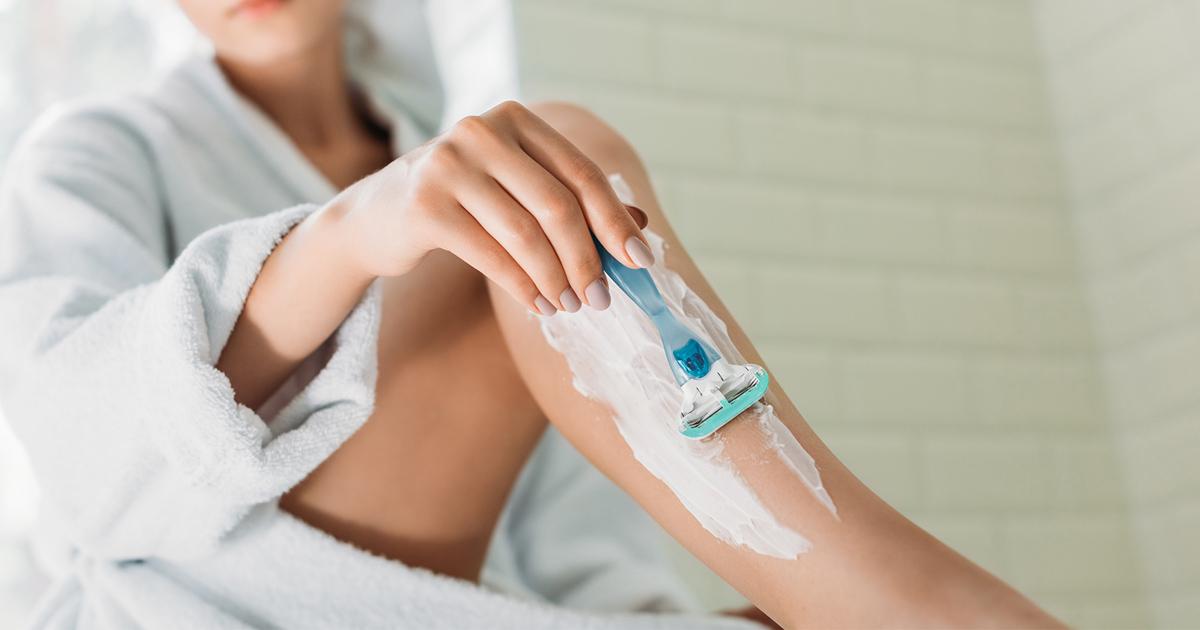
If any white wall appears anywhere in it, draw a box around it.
[512,0,1146,626]
[1035,0,1200,626]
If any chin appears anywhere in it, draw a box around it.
[184,0,347,67]
[228,23,334,66]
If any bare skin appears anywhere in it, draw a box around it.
[183,1,1064,627]
[281,251,549,581]
[194,0,651,589]
[487,104,1064,629]
[248,98,1061,627]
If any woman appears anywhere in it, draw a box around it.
[0,0,1062,628]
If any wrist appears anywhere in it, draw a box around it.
[308,193,378,290]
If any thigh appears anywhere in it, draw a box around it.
[280,250,548,581]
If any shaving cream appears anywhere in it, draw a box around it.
[537,176,836,559]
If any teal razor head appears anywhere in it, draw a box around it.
[679,367,770,440]
[594,237,770,439]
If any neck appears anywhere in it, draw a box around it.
[218,33,361,148]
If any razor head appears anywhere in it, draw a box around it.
[677,361,770,440]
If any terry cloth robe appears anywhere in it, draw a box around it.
[0,47,759,630]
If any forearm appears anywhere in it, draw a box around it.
[217,198,375,409]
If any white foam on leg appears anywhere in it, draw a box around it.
[537,175,835,559]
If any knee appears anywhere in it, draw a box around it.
[526,100,599,125]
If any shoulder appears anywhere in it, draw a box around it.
[0,91,177,249]
[10,55,225,182]
[4,55,230,204]
[8,96,161,190]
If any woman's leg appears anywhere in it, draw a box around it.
[489,101,1062,629]
[280,251,549,581]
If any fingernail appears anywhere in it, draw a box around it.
[559,288,581,313]
[626,204,648,229]
[585,279,611,310]
[534,295,557,316]
[625,235,655,268]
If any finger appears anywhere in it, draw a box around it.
[431,202,551,315]
[626,204,649,230]
[481,147,606,309]
[457,174,580,313]
[499,105,652,270]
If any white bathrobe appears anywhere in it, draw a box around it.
[0,35,758,630]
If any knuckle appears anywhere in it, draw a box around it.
[477,242,507,270]
[424,141,461,172]
[507,214,544,247]
[407,183,437,210]
[452,115,491,141]
[536,187,581,222]
[568,252,602,282]
[493,99,527,119]
[570,154,607,188]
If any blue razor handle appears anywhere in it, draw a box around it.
[594,238,721,385]
[594,237,771,440]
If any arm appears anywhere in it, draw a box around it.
[1,100,659,566]
[0,108,380,560]
[214,201,373,409]
[486,103,1062,629]
[217,100,649,410]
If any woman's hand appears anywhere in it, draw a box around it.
[336,100,653,314]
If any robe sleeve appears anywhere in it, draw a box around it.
[0,106,381,563]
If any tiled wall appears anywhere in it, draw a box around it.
[512,0,1146,625]
[1035,0,1200,626]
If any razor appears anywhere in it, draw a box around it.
[595,238,770,439]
